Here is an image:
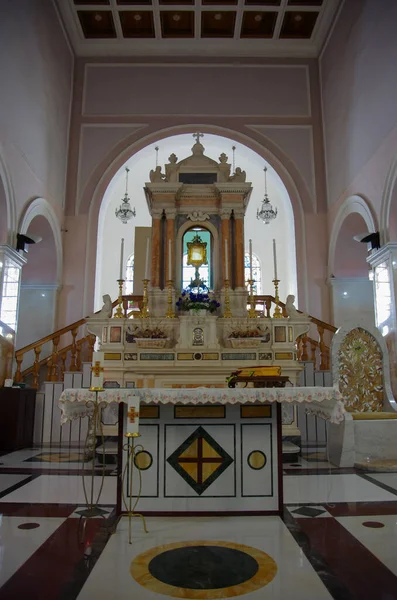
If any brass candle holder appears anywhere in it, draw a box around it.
[140,279,150,318]
[165,279,175,319]
[272,279,283,318]
[113,279,124,319]
[223,279,232,318]
[122,432,148,544]
[247,279,257,318]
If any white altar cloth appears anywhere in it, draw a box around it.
[58,386,344,424]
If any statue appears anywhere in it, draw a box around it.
[97,294,113,319]
[229,167,246,182]
[219,153,228,164]
[168,153,178,164]
[149,166,166,182]
[285,295,309,320]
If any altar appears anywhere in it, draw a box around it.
[59,386,343,516]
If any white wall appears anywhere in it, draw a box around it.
[95,133,297,308]
[330,277,375,330]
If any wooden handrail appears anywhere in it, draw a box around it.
[255,295,337,334]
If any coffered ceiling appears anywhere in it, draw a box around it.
[55,0,342,57]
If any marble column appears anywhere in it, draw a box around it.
[234,208,245,288]
[220,209,232,286]
[150,208,163,288]
[165,208,177,282]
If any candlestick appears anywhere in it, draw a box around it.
[272,239,278,281]
[224,238,229,280]
[165,279,175,319]
[113,279,124,319]
[272,279,282,318]
[168,239,172,280]
[144,238,150,280]
[249,239,253,280]
[247,279,256,318]
[140,279,150,318]
[223,279,232,318]
[119,238,124,280]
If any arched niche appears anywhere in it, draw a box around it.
[176,221,219,292]
[17,201,62,354]
[87,128,307,315]
[94,133,298,311]
[329,201,376,328]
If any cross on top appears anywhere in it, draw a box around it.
[193,132,204,144]
[91,361,104,377]
[128,406,139,423]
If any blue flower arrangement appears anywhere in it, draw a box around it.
[176,290,220,313]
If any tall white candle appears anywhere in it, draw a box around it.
[224,238,229,280]
[144,238,150,280]
[273,239,278,280]
[119,238,124,280]
[249,239,253,280]
[168,239,172,280]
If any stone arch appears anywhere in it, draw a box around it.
[328,195,377,279]
[380,155,397,243]
[18,198,63,286]
[82,125,309,315]
[0,147,16,245]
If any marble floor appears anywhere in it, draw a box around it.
[1,445,397,599]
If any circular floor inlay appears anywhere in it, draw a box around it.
[247,450,267,470]
[362,521,385,528]
[131,540,277,599]
[134,450,153,470]
[36,452,84,463]
[18,522,40,530]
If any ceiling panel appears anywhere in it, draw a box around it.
[119,10,155,37]
[77,10,117,38]
[280,10,319,38]
[160,11,195,37]
[201,11,236,37]
[241,11,277,38]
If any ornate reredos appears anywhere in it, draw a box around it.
[338,327,384,412]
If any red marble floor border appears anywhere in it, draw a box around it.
[0,503,78,517]
[297,517,397,599]
[0,518,103,600]
[325,501,397,517]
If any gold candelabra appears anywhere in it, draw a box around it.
[113,279,124,319]
[140,279,150,318]
[122,432,148,544]
[165,279,175,319]
[223,279,232,318]
[272,279,283,318]
[247,279,257,318]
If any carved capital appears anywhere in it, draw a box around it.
[165,208,177,219]
[219,208,232,220]
[151,208,164,219]
[233,208,245,219]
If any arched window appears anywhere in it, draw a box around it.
[182,228,211,290]
[125,254,134,294]
[244,252,262,294]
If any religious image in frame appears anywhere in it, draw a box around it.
[110,326,122,343]
[274,326,286,343]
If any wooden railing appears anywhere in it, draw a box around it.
[14,295,143,388]
[14,293,337,388]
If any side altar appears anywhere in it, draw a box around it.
[59,386,344,515]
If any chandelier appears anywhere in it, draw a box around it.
[256,166,277,224]
[115,167,136,224]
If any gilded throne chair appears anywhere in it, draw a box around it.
[327,322,397,468]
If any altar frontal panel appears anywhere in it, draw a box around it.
[122,403,280,514]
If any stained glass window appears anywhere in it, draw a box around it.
[245,252,262,294]
[182,228,211,290]
[374,261,392,335]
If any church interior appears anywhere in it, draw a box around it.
[2,0,397,598]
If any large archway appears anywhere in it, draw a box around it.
[94,133,298,311]
[17,200,62,360]
[329,198,376,328]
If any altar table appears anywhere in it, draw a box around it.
[59,387,343,515]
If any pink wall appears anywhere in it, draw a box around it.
[58,57,329,326]
[0,0,73,223]
[321,0,397,210]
